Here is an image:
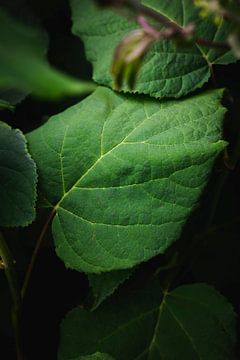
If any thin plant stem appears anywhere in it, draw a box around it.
[110,0,230,50]
[21,207,56,299]
[0,231,23,360]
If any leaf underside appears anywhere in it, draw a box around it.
[71,0,235,99]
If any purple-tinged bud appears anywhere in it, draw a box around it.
[112,29,156,90]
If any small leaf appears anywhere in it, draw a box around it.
[27,87,226,273]
[0,7,96,99]
[89,269,135,309]
[0,122,37,227]
[59,281,236,359]
[71,0,235,98]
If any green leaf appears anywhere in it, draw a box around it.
[71,0,235,98]
[89,269,135,309]
[0,89,27,106]
[27,86,226,273]
[59,281,236,360]
[0,122,37,227]
[0,7,96,99]
[70,352,115,360]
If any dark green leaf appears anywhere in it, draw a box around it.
[0,122,37,227]
[0,89,27,106]
[0,99,14,111]
[71,0,235,98]
[0,8,96,99]
[59,281,236,359]
[27,87,226,273]
[89,269,134,309]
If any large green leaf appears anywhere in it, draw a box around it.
[27,86,226,273]
[0,122,37,227]
[71,0,234,98]
[59,281,236,359]
[0,7,95,99]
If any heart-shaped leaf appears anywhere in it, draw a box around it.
[27,87,226,273]
[59,281,236,359]
[71,0,235,98]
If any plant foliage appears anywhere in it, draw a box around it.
[59,280,236,360]
[0,121,37,227]
[27,87,225,273]
[0,0,240,359]
[71,0,235,98]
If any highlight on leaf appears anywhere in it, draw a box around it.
[111,29,156,90]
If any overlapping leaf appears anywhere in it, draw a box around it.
[71,0,235,98]
[59,281,236,359]
[27,86,226,273]
[0,7,95,99]
[0,122,37,227]
[89,269,134,309]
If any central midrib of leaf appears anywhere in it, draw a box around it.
[145,296,166,359]
[54,106,147,210]
[79,291,202,360]
[53,100,217,213]
[54,100,161,209]
[82,296,167,359]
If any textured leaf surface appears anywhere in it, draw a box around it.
[0,7,95,99]
[27,86,225,273]
[71,0,234,98]
[59,282,236,360]
[89,269,134,309]
[0,122,37,227]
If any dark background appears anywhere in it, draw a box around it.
[0,0,240,358]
